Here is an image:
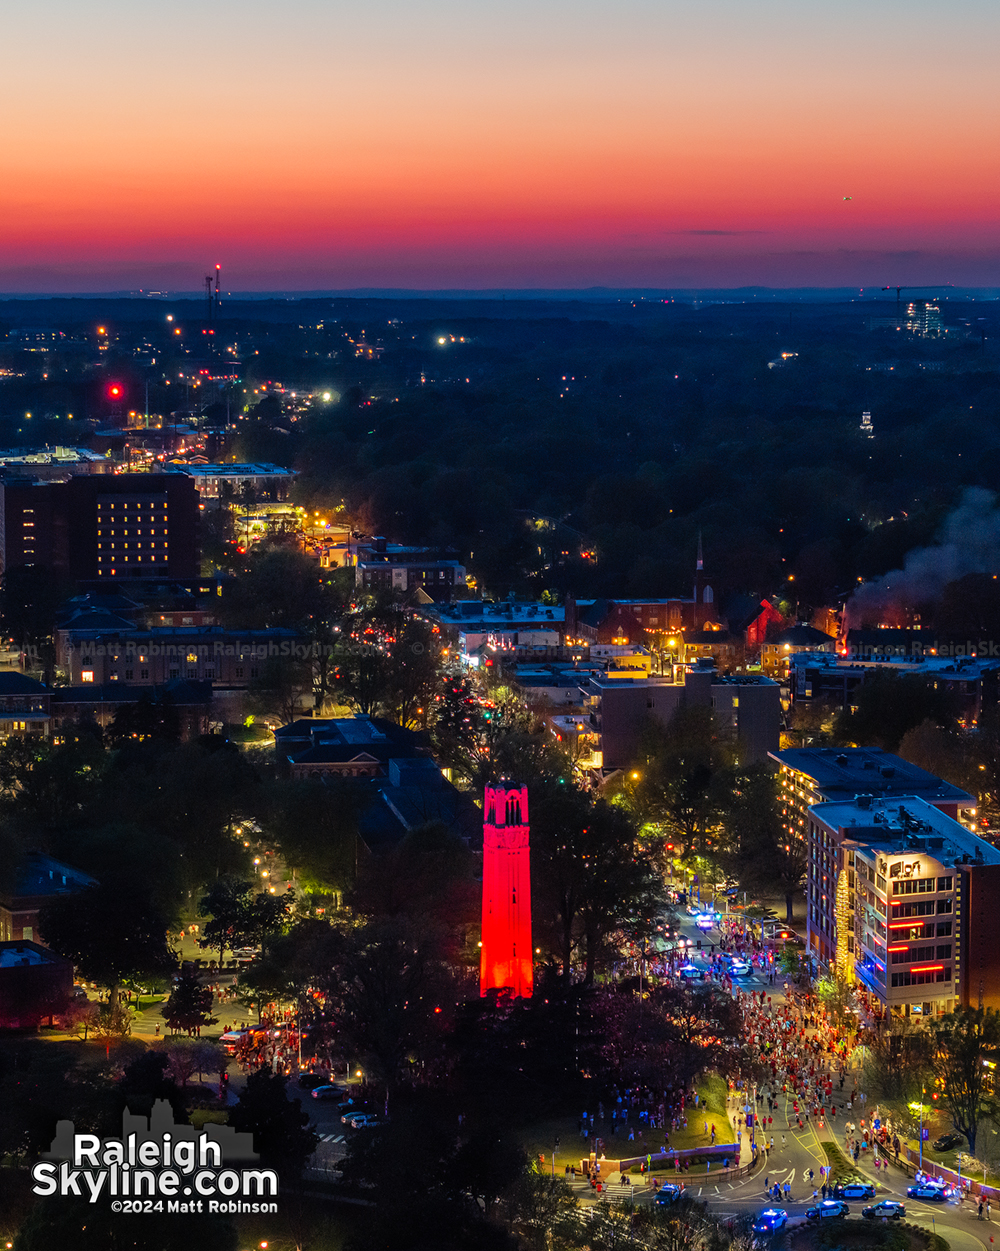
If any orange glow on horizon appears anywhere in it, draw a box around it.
[0,0,996,288]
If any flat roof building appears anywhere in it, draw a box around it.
[771,747,977,969]
[787,651,1000,726]
[808,796,1000,1018]
[0,940,74,1029]
[169,463,295,502]
[582,665,780,775]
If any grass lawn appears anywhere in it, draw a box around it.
[822,1140,855,1183]
[790,1218,948,1251]
[523,1075,736,1173]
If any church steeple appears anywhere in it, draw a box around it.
[693,533,715,618]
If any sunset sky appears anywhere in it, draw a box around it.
[2,0,998,290]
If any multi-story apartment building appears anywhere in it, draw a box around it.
[770,747,977,968]
[581,665,780,772]
[786,651,1000,727]
[0,473,199,580]
[55,625,303,686]
[808,795,1000,1017]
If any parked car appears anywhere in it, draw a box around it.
[298,1073,334,1091]
[863,1201,906,1220]
[907,1183,947,1201]
[655,1184,684,1206]
[752,1209,787,1235]
[311,1085,348,1100]
[833,1181,876,1199]
[348,1113,384,1129]
[933,1133,963,1153]
[728,960,752,977]
[805,1200,849,1221]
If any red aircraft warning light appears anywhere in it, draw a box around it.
[108,383,123,399]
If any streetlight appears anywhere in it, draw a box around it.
[909,1092,926,1170]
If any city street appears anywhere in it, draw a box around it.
[594,907,990,1251]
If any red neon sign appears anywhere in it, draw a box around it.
[910,966,944,973]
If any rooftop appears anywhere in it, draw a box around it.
[771,747,975,806]
[280,714,428,764]
[789,651,998,675]
[61,624,300,640]
[809,795,1000,866]
[584,673,681,690]
[0,673,49,696]
[0,853,96,905]
[426,600,572,625]
[711,673,780,686]
[171,462,295,477]
[0,446,105,465]
[772,625,837,647]
[0,941,71,969]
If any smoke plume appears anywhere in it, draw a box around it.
[847,488,1000,628]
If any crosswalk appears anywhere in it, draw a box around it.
[318,1133,344,1144]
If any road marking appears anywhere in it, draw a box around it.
[698,1188,703,1196]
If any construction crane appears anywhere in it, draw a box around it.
[881,284,953,319]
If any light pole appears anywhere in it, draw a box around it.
[909,1091,926,1170]
[920,1090,925,1171]
[552,1136,559,1179]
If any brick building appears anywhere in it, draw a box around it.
[56,625,302,686]
[0,473,200,581]
[0,854,96,945]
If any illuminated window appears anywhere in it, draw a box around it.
[81,670,94,683]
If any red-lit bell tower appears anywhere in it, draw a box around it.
[480,783,533,998]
